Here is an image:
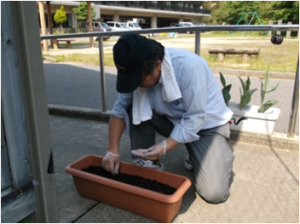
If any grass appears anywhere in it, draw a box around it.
[202,40,299,73]
[202,31,269,38]
[43,33,299,73]
[43,53,115,66]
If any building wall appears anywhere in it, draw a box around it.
[38,1,210,32]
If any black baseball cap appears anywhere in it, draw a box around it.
[113,33,152,93]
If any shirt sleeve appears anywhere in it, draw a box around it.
[111,93,133,118]
[170,65,207,143]
[111,93,133,135]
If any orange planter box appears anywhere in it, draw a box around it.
[65,155,191,223]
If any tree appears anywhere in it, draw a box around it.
[73,2,96,28]
[271,1,299,23]
[54,6,67,33]
[210,1,299,25]
[214,1,261,25]
[291,1,299,22]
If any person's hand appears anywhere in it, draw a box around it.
[102,151,120,175]
[131,140,167,161]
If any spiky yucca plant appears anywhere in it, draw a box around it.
[238,76,257,110]
[220,72,232,106]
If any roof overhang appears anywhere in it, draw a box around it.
[45,2,210,17]
[99,5,211,17]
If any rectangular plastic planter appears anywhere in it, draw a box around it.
[228,102,281,135]
[65,155,191,223]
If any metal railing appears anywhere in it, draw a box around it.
[41,24,299,137]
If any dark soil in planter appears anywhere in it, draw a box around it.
[82,166,176,195]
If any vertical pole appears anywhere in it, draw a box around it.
[46,2,53,34]
[87,1,93,48]
[195,29,200,56]
[46,1,53,47]
[38,1,48,51]
[287,56,299,138]
[98,36,107,112]
[10,2,59,222]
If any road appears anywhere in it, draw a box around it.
[44,62,298,135]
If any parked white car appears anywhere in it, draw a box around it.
[126,21,142,30]
[85,21,112,41]
[107,21,130,31]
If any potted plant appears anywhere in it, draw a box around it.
[65,155,191,223]
[220,34,283,135]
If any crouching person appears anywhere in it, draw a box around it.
[102,33,234,204]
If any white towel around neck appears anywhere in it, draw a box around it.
[132,50,182,125]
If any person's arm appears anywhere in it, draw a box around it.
[102,116,125,175]
[131,136,180,161]
[102,92,133,175]
[108,115,125,154]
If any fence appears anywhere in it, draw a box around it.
[41,24,299,137]
[268,20,299,38]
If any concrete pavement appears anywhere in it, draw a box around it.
[50,115,299,223]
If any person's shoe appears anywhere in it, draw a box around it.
[134,158,164,171]
[184,155,193,171]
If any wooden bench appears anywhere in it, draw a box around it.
[208,48,260,62]
[53,39,75,49]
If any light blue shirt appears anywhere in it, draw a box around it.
[111,48,233,144]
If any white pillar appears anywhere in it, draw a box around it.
[151,16,157,28]
[286,22,292,38]
[276,19,282,35]
[94,5,100,19]
[268,20,273,37]
[113,13,119,21]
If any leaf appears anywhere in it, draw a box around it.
[265,81,280,93]
[243,94,251,105]
[245,76,251,91]
[260,80,265,104]
[258,100,279,113]
[220,72,226,87]
[238,76,246,92]
[222,84,232,106]
[224,84,232,92]
[239,88,257,109]
[249,88,257,95]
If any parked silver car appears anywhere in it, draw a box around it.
[107,21,131,31]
